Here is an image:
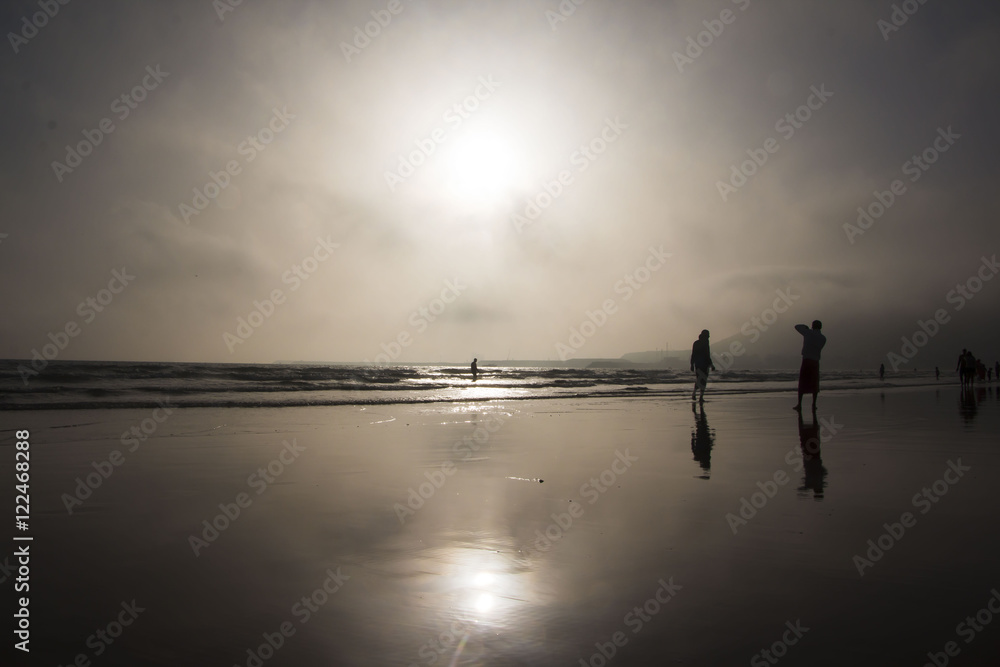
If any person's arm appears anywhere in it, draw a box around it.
[690,344,695,372]
[708,346,716,371]
[794,324,809,335]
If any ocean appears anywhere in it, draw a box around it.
[0,360,944,410]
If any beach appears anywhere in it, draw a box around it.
[4,384,1000,666]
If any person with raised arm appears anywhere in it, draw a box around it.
[793,320,826,412]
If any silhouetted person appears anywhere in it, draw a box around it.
[935,366,940,381]
[956,349,968,388]
[471,358,478,381]
[793,320,826,412]
[690,403,715,479]
[797,411,828,499]
[690,329,716,403]
[879,363,885,381]
[995,361,999,381]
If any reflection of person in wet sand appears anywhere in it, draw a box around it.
[471,358,478,381]
[793,321,826,412]
[959,385,978,424]
[797,411,828,499]
[690,403,715,479]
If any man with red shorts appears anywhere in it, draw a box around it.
[793,320,826,412]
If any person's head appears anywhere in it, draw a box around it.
[473,358,477,362]
[699,329,710,340]
[811,320,822,330]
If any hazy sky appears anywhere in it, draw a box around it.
[2,0,998,367]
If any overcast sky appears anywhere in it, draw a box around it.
[1,0,998,367]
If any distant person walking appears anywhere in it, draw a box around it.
[879,363,885,381]
[690,329,716,403]
[793,320,826,412]
[966,351,977,388]
[471,358,478,381]
[957,349,970,388]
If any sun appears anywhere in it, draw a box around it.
[438,124,525,206]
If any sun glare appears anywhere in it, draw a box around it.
[440,126,524,206]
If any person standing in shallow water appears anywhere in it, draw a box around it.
[793,320,826,412]
[690,329,716,403]
[471,358,478,381]
[879,363,885,381]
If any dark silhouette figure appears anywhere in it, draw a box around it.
[690,403,715,479]
[935,366,940,381]
[879,363,885,381]
[995,361,999,381]
[797,411,828,499]
[793,321,826,412]
[471,358,478,381]
[956,349,967,387]
[690,329,716,403]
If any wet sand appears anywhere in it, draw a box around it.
[4,384,1000,666]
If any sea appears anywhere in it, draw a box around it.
[0,360,945,411]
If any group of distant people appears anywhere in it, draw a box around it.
[956,349,998,388]
[690,321,826,412]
